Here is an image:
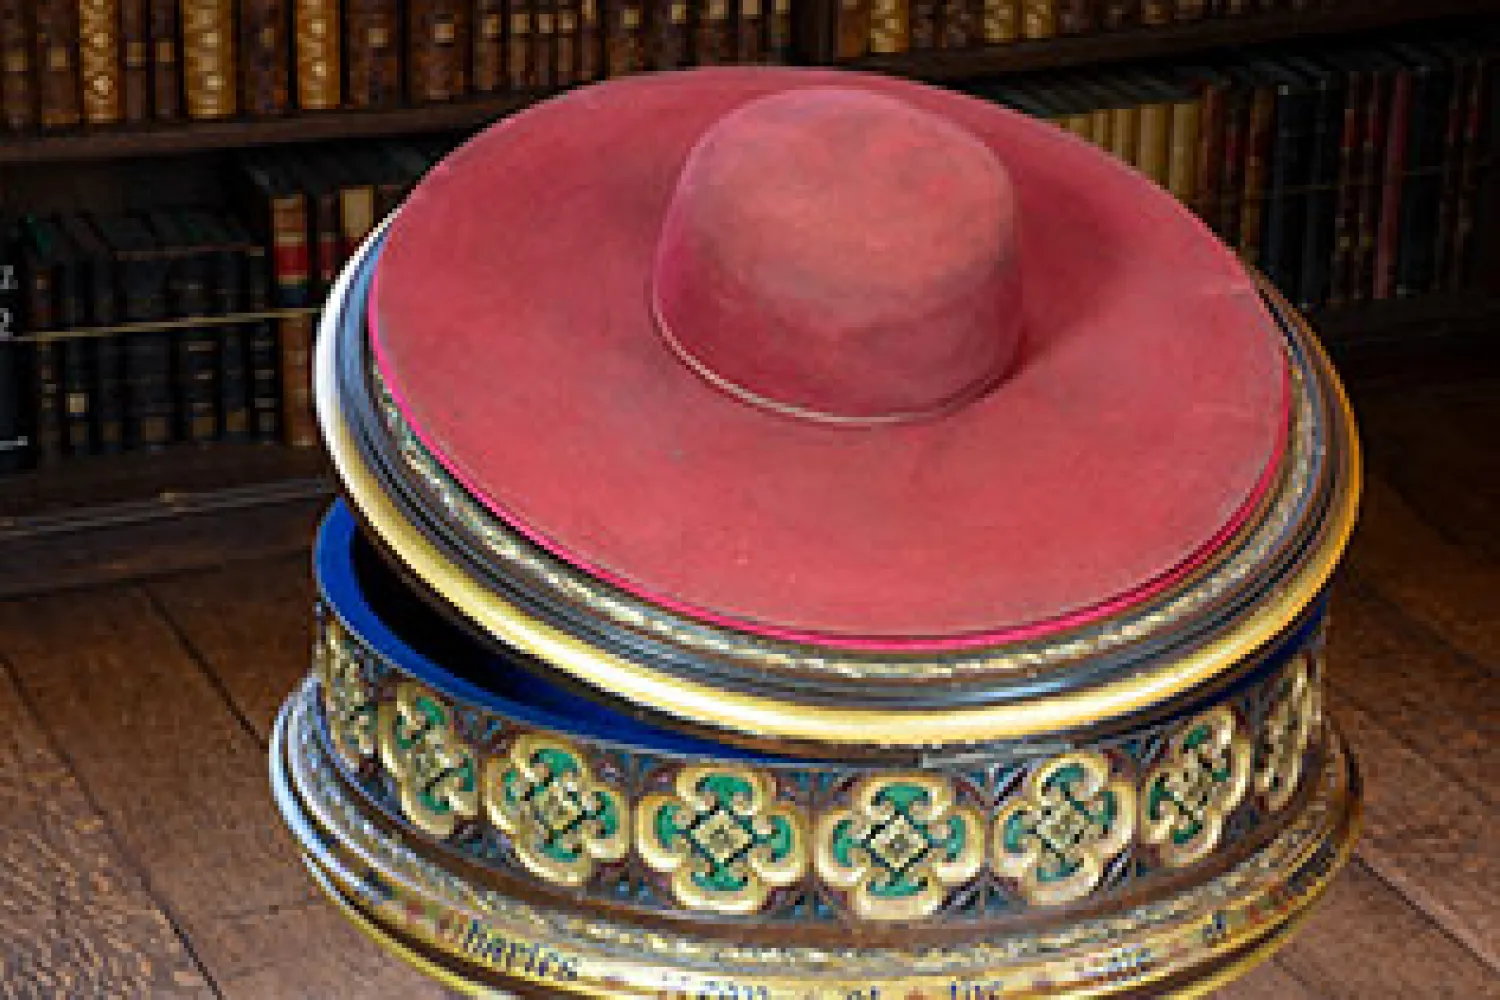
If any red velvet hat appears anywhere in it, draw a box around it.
[370,67,1288,651]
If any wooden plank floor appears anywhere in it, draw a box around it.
[0,371,1496,998]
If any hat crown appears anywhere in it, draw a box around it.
[651,87,1025,424]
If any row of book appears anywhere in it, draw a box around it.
[967,37,1500,311]
[0,137,454,473]
[833,0,1343,60]
[0,0,793,130]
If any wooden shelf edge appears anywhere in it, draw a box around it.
[849,0,1500,81]
[0,91,544,165]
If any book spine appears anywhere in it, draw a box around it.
[279,312,316,447]
[1099,0,1137,29]
[764,0,789,60]
[1088,106,1113,149]
[579,0,602,76]
[1431,56,1469,291]
[1168,94,1202,208]
[78,0,124,124]
[1394,62,1451,299]
[0,1,35,131]
[981,0,1018,42]
[0,233,26,471]
[239,0,292,115]
[55,254,93,457]
[1349,68,1388,303]
[35,0,82,129]
[508,0,533,86]
[206,240,248,442]
[1372,68,1412,301]
[1175,0,1205,21]
[652,0,689,69]
[1448,54,1489,291]
[88,252,125,455]
[119,0,148,121]
[339,183,377,260]
[1192,80,1225,223]
[1327,72,1364,310]
[534,0,557,88]
[1140,0,1171,26]
[162,243,217,444]
[345,0,400,108]
[1054,0,1093,35]
[834,0,869,58]
[148,0,180,120]
[310,187,341,298]
[1136,97,1172,188]
[869,0,909,53]
[1259,79,1311,299]
[25,260,65,466]
[118,252,172,449]
[604,0,645,74]
[736,0,764,63]
[182,0,237,120]
[1237,84,1273,268]
[473,0,505,91]
[295,0,341,110]
[269,193,311,309]
[696,0,732,64]
[236,229,279,444]
[1019,0,1053,40]
[1109,103,1138,165]
[1297,77,1341,312]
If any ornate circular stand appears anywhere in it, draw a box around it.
[269,69,1365,998]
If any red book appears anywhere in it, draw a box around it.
[1373,65,1412,301]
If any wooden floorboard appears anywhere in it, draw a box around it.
[0,587,454,999]
[0,664,212,999]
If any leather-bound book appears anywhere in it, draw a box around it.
[346,0,400,108]
[649,0,686,70]
[603,0,645,77]
[1372,51,1411,301]
[1388,43,1452,300]
[695,0,732,65]
[119,0,148,121]
[182,210,249,442]
[473,0,505,92]
[765,0,789,61]
[1129,75,1173,188]
[349,147,408,222]
[981,0,1019,44]
[556,0,581,85]
[833,0,868,59]
[239,0,292,115]
[1174,64,1232,222]
[182,0,237,119]
[1,0,36,131]
[221,213,280,444]
[1166,82,1203,209]
[148,0,180,120]
[147,211,216,444]
[736,0,765,64]
[868,0,908,53]
[508,0,533,88]
[910,0,938,50]
[1236,67,1275,271]
[408,0,468,102]
[19,218,64,465]
[34,0,82,129]
[1318,50,1368,309]
[1430,41,1486,292]
[94,214,171,450]
[1250,57,1315,303]
[308,150,377,261]
[0,217,28,471]
[78,0,123,124]
[578,0,601,78]
[1020,0,1054,41]
[1140,0,1171,26]
[44,221,93,456]
[1282,53,1343,312]
[233,153,312,308]
[60,213,126,453]
[1174,0,1205,21]
[278,310,315,446]
[1099,0,1137,29]
[1054,0,1093,36]
[295,0,341,110]
[532,0,557,88]
[284,154,341,298]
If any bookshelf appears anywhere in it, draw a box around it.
[0,1,1496,534]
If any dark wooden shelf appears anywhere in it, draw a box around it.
[1313,293,1500,377]
[0,443,332,530]
[849,0,1500,81]
[0,91,544,165]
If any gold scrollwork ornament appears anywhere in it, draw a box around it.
[378,682,481,839]
[636,766,807,915]
[316,615,378,766]
[1140,706,1252,868]
[485,734,629,887]
[815,774,985,921]
[1256,654,1321,813]
[993,751,1136,906]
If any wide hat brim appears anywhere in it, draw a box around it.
[371,68,1288,649]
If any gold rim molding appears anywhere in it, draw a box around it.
[319,220,1363,748]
